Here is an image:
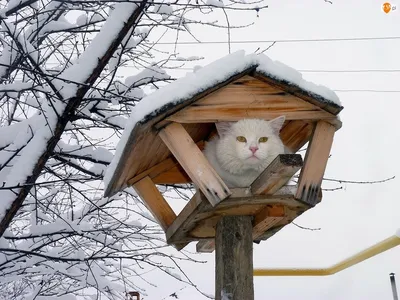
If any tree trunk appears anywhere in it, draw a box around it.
[215,216,254,300]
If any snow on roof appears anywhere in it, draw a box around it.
[104,50,341,190]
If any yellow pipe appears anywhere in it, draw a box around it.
[254,234,400,276]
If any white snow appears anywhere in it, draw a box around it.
[104,50,341,191]
[75,14,88,26]
[207,0,225,7]
[0,0,32,16]
[152,3,174,16]
[52,2,140,98]
[0,2,143,222]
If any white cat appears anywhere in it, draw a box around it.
[203,116,286,188]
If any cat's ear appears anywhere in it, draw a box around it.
[269,115,286,134]
[215,122,234,137]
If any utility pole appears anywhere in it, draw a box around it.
[390,273,399,300]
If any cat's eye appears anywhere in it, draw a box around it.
[258,137,268,143]
[236,136,247,143]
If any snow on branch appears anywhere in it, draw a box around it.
[0,0,272,298]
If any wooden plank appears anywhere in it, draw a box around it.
[166,191,208,250]
[295,121,336,205]
[195,154,304,251]
[159,122,231,206]
[166,194,309,244]
[280,120,312,153]
[190,205,266,239]
[215,216,254,300]
[127,158,177,186]
[252,71,343,115]
[133,176,176,231]
[250,154,303,241]
[167,190,305,245]
[152,165,191,184]
[254,207,302,242]
[127,140,206,186]
[251,154,303,195]
[192,77,317,109]
[165,107,340,127]
[196,239,215,253]
[252,206,285,240]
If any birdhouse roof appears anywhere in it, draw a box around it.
[104,50,343,197]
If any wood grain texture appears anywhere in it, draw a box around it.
[166,108,339,125]
[295,121,336,205]
[252,206,286,240]
[215,216,254,300]
[167,189,305,246]
[252,71,343,115]
[159,122,231,206]
[251,154,303,195]
[133,176,176,231]
[196,239,215,253]
[107,70,342,198]
[250,154,303,240]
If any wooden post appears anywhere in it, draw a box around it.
[159,122,231,206]
[133,176,176,231]
[295,121,335,205]
[215,216,254,300]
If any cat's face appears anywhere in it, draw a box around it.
[215,117,285,171]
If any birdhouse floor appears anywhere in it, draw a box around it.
[163,154,313,253]
[167,187,311,252]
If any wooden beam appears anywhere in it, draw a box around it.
[127,158,177,186]
[280,120,313,153]
[193,155,304,252]
[250,154,303,240]
[295,121,336,205]
[133,176,176,231]
[196,239,215,253]
[166,191,208,247]
[126,140,206,186]
[252,206,286,240]
[167,190,305,246]
[254,207,301,242]
[159,122,231,206]
[152,165,191,184]
[165,107,341,128]
[252,71,343,116]
[215,216,254,300]
[251,154,303,195]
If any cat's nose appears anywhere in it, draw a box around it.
[249,146,259,154]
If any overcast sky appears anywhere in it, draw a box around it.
[117,1,400,299]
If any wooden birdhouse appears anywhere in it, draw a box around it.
[104,51,343,253]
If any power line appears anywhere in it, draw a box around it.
[298,69,400,73]
[333,89,400,93]
[115,65,400,73]
[155,36,400,45]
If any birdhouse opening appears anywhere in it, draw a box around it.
[104,52,343,253]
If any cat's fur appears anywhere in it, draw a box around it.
[203,116,286,188]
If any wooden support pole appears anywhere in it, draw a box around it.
[159,122,231,206]
[295,121,335,205]
[133,176,176,231]
[215,216,254,300]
